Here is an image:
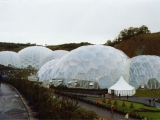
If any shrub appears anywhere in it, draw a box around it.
[96,100,101,106]
[114,100,118,105]
[108,99,112,104]
[71,107,98,120]
[4,77,98,120]
[122,101,126,107]
[130,102,134,108]
[102,98,106,103]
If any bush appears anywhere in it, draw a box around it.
[108,99,112,104]
[102,98,106,103]
[4,78,97,120]
[71,107,98,119]
[114,100,118,105]
[130,103,134,108]
[122,101,126,107]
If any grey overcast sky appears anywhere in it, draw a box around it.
[0,0,160,45]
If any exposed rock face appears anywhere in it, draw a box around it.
[135,45,145,55]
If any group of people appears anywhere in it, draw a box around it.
[149,98,156,106]
[118,93,129,100]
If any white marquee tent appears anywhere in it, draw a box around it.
[108,76,136,96]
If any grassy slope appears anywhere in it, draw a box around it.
[114,32,160,58]
[134,89,160,98]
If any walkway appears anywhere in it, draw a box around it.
[69,92,160,108]
[0,83,30,119]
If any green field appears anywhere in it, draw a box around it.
[134,89,160,98]
[87,96,160,120]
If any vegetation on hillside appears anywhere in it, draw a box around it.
[115,32,160,57]
[46,42,92,51]
[0,42,92,52]
[105,25,150,47]
[0,42,37,52]
[103,25,160,58]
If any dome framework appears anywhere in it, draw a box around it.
[18,46,52,70]
[0,51,21,68]
[129,55,160,89]
[37,59,59,81]
[41,50,69,66]
[51,45,128,89]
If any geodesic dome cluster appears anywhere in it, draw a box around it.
[0,51,21,68]
[2,44,160,90]
[129,55,160,89]
[50,45,128,89]
[37,59,59,81]
[18,46,53,70]
[0,46,68,70]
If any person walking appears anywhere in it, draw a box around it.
[0,74,3,88]
[110,105,114,114]
[125,113,129,120]
[119,93,121,99]
[149,99,151,106]
[127,95,129,100]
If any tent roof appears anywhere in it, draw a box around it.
[109,76,135,90]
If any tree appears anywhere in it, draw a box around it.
[105,40,112,46]
[127,27,134,36]
[138,25,151,34]
[118,29,128,40]
[117,25,150,41]
[104,25,151,46]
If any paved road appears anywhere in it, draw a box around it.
[0,83,29,120]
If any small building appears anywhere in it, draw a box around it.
[108,76,136,96]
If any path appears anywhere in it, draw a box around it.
[0,83,30,119]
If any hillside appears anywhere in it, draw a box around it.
[0,42,36,52]
[46,42,92,51]
[114,32,160,58]
[0,32,160,57]
[0,42,92,52]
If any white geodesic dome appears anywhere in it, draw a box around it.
[51,45,128,89]
[18,46,52,70]
[0,51,21,68]
[41,50,69,66]
[37,59,59,81]
[129,55,160,89]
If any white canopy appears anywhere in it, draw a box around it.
[108,76,136,96]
